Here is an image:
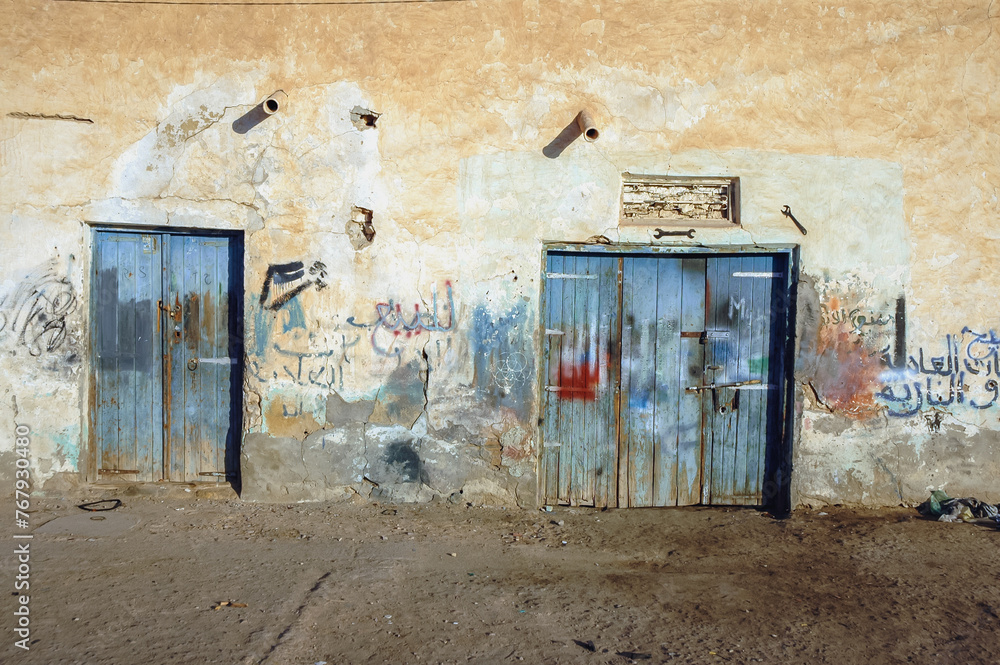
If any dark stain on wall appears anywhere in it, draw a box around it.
[384,441,427,484]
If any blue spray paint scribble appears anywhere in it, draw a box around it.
[281,298,307,333]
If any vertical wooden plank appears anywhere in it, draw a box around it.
[704,257,723,504]
[743,255,771,502]
[150,235,165,479]
[132,237,159,482]
[710,256,739,504]
[569,255,590,505]
[215,239,233,480]
[165,234,185,481]
[617,258,634,507]
[578,255,601,505]
[208,241,221,478]
[701,258,725,504]
[731,256,753,504]
[677,258,706,505]
[557,255,576,503]
[758,255,780,499]
[117,237,138,478]
[625,257,657,507]
[95,234,120,473]
[653,258,682,506]
[542,254,564,504]
[595,255,619,507]
[588,255,604,507]
[611,257,624,507]
[200,240,219,479]
[184,236,202,481]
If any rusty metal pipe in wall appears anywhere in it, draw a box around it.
[576,110,599,141]
[263,90,287,115]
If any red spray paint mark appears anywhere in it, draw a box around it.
[558,356,602,401]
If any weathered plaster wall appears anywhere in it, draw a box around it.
[1,0,997,507]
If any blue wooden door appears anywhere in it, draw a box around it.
[700,255,787,505]
[93,230,241,483]
[541,251,789,507]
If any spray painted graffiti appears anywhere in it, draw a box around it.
[493,352,529,394]
[821,304,894,336]
[0,262,77,356]
[260,261,328,311]
[810,290,902,419]
[555,351,604,401]
[348,282,455,356]
[471,302,533,421]
[247,334,361,391]
[877,328,1000,417]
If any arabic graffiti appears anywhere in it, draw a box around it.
[820,304,894,335]
[877,328,1000,417]
[260,261,328,311]
[0,262,78,357]
[247,334,361,391]
[811,293,900,419]
[348,282,456,357]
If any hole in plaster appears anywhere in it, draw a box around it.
[350,106,381,130]
[346,206,376,250]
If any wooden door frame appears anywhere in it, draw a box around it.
[85,225,245,486]
[537,243,799,512]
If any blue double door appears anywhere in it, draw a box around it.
[92,230,243,483]
[542,251,791,508]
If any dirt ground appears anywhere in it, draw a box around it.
[4,486,1000,665]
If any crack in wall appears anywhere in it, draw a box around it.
[7,112,93,124]
[804,380,834,413]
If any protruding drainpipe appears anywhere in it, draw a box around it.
[576,110,599,141]
[263,91,287,115]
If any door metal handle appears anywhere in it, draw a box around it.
[187,358,198,371]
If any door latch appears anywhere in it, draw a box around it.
[157,300,182,321]
[187,358,198,371]
[686,379,762,393]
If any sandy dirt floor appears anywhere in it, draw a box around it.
[3,487,1000,665]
